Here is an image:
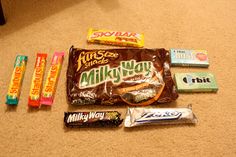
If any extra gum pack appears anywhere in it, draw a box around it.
[170,49,209,67]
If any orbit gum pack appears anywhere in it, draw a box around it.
[6,55,28,105]
[28,53,47,107]
[170,49,209,67]
[174,72,218,92]
[87,28,144,47]
[41,52,64,105]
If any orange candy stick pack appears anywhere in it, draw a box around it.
[28,53,47,107]
[40,52,64,106]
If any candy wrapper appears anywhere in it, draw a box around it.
[41,52,64,105]
[67,46,178,106]
[64,111,123,128]
[170,49,209,67]
[28,53,47,107]
[124,105,197,127]
[174,72,218,92]
[6,55,28,105]
[87,28,144,47]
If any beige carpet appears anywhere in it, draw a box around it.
[0,0,236,156]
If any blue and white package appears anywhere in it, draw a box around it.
[170,49,209,67]
[124,105,197,127]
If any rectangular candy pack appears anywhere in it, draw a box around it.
[174,72,218,92]
[87,28,144,48]
[170,49,209,67]
[124,105,197,127]
[67,46,178,106]
[64,111,123,128]
[28,53,47,107]
[6,55,28,105]
[41,52,64,105]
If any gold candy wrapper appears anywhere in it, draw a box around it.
[87,28,144,47]
[124,105,197,127]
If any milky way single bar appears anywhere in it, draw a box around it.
[124,105,197,127]
[64,111,123,127]
[170,49,209,67]
[6,55,28,105]
[174,72,218,92]
[87,28,144,47]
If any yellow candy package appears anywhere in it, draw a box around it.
[87,28,144,48]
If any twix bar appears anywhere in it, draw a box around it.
[87,28,144,47]
[41,52,64,105]
[6,55,28,105]
[28,53,47,107]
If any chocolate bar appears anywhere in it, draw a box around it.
[66,46,178,106]
[64,111,123,127]
[170,49,209,67]
[124,105,197,127]
[174,72,218,92]
[87,28,144,47]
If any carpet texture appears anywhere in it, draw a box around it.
[0,0,236,156]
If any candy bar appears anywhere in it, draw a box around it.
[6,55,28,105]
[64,111,123,127]
[174,72,218,92]
[87,28,144,47]
[67,46,178,106]
[170,49,209,67]
[28,53,47,107]
[41,52,64,105]
[124,105,197,127]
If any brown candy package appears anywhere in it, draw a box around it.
[64,111,123,128]
[67,46,178,106]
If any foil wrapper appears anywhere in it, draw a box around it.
[124,105,197,127]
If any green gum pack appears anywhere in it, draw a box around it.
[174,72,218,92]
